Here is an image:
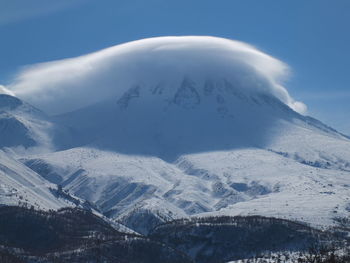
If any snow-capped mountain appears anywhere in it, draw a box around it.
[54,77,306,160]
[0,94,73,154]
[0,94,48,150]
[1,36,350,235]
[19,76,350,233]
[22,85,350,232]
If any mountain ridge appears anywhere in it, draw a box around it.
[1,36,349,240]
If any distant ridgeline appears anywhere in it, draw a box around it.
[0,206,347,263]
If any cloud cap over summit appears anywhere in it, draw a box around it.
[8,36,306,115]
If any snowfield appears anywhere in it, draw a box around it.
[22,140,350,230]
[0,150,73,209]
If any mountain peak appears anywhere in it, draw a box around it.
[55,76,300,160]
[173,77,201,109]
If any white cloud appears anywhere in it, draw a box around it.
[0,85,15,96]
[8,36,307,115]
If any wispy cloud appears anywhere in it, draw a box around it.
[0,85,14,96]
[0,0,85,26]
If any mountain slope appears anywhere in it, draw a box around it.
[0,206,192,263]
[19,70,349,232]
[0,150,75,210]
[2,36,350,235]
[0,94,73,153]
[22,139,350,232]
[54,78,307,160]
[149,216,332,263]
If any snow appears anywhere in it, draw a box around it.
[22,136,350,228]
[0,94,73,154]
[50,76,309,162]
[0,150,72,209]
[0,37,349,231]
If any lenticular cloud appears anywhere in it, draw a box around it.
[7,36,306,115]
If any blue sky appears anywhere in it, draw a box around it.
[0,0,349,134]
